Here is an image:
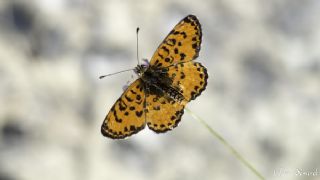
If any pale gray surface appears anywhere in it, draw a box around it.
[0,0,319,180]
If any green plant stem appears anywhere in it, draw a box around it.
[185,108,265,180]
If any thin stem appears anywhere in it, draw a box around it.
[185,108,265,180]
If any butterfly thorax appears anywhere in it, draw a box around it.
[138,65,185,103]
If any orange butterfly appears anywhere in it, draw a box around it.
[101,15,208,139]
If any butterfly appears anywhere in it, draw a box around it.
[101,15,208,139]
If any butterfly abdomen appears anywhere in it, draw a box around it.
[160,85,184,102]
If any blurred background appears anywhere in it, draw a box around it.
[0,0,319,179]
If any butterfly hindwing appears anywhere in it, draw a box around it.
[149,15,202,68]
[145,94,185,133]
[101,79,146,139]
[167,61,208,101]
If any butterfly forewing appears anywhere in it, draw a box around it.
[101,79,146,139]
[149,15,202,68]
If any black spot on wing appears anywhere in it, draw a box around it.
[192,43,198,50]
[166,38,176,46]
[180,53,186,60]
[174,48,179,54]
[153,106,161,110]
[129,106,135,111]
[135,111,143,117]
[119,100,127,111]
[180,72,186,79]
[161,46,170,54]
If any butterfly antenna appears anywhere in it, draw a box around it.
[100,28,141,79]
[136,27,140,65]
[99,68,135,79]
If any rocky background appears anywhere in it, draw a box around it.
[0,0,319,180]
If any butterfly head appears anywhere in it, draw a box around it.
[134,59,149,77]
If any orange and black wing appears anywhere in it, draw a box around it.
[167,61,208,101]
[101,79,146,139]
[145,94,185,133]
[144,62,208,133]
[149,15,202,68]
